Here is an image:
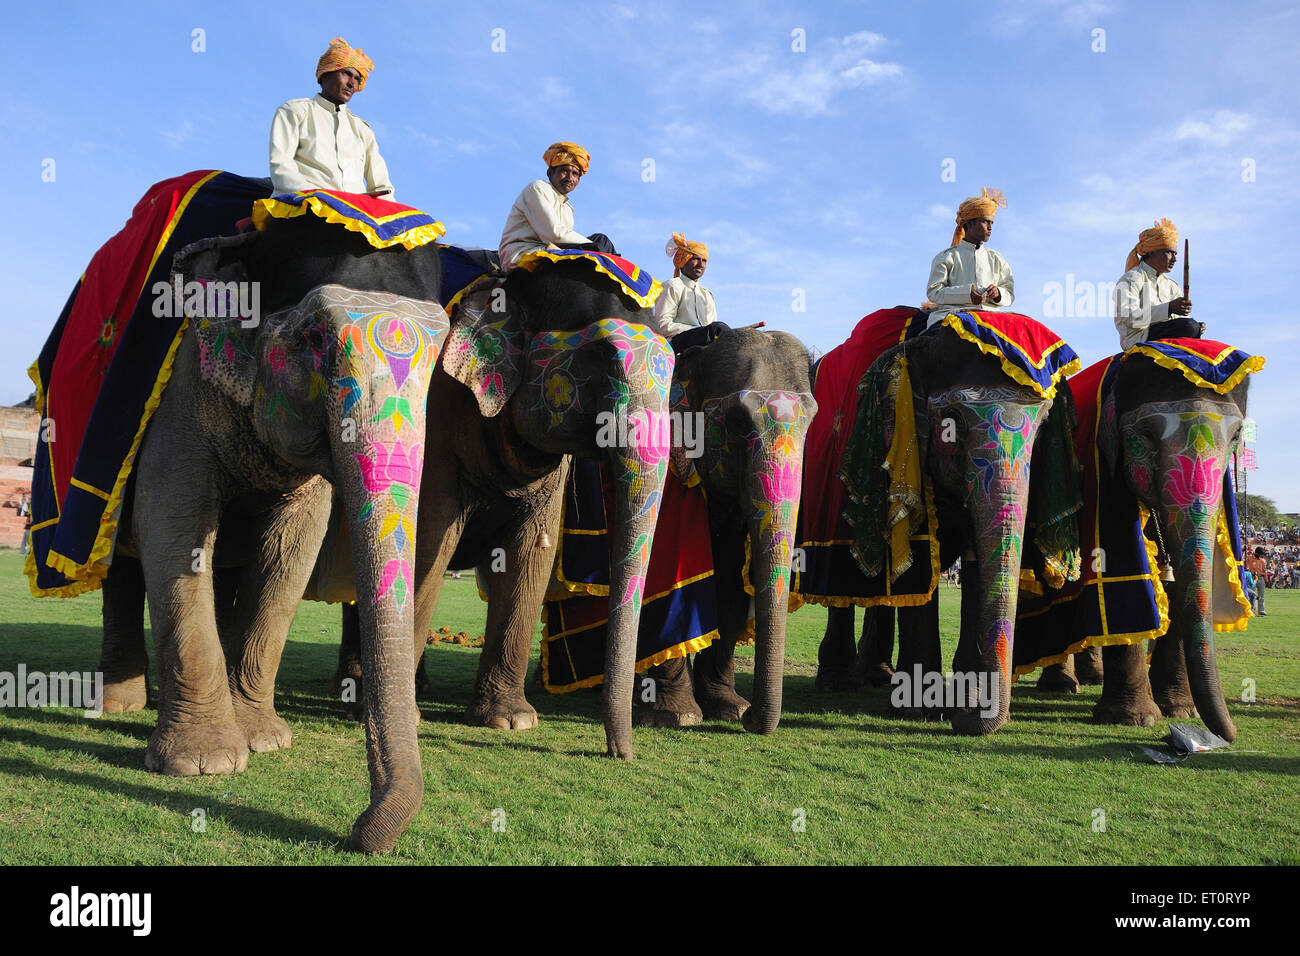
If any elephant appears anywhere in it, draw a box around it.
[1030,345,1256,741]
[96,214,673,850]
[622,326,818,734]
[806,311,1081,736]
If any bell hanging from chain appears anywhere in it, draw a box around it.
[1160,561,1176,583]
[536,530,554,550]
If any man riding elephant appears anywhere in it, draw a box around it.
[499,141,618,269]
[1114,218,1201,349]
[651,232,717,340]
[269,37,395,198]
[926,187,1014,316]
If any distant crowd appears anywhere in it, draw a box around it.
[1242,525,1300,593]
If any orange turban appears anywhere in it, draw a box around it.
[1126,218,1179,272]
[543,142,591,175]
[951,187,1007,247]
[316,37,374,90]
[666,233,709,277]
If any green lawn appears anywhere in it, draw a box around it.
[1,550,1296,865]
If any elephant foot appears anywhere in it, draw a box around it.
[888,703,944,721]
[634,702,703,728]
[864,662,896,689]
[467,691,539,730]
[814,666,861,692]
[1092,698,1162,727]
[101,676,148,714]
[1156,697,1199,720]
[146,719,249,776]
[232,701,292,753]
[696,685,750,722]
[1036,665,1080,694]
[950,709,1008,736]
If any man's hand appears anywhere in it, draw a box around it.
[984,284,1001,304]
[969,285,986,306]
[367,188,392,198]
[1170,296,1193,316]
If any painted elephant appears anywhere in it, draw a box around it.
[108,271,448,856]
[809,316,1079,736]
[626,326,818,734]
[1035,347,1255,741]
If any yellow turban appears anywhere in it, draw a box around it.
[1126,218,1179,272]
[316,37,374,90]
[543,142,591,175]
[951,187,1007,247]
[666,233,709,277]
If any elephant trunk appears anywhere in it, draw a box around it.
[950,404,1043,736]
[742,403,810,735]
[597,337,675,758]
[1160,494,1238,742]
[741,478,801,735]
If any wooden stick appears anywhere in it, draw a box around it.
[1183,238,1190,298]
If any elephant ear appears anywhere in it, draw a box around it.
[177,233,265,406]
[442,280,527,417]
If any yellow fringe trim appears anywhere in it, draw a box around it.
[1215,508,1252,632]
[252,194,446,251]
[939,312,1081,400]
[513,248,663,309]
[1123,344,1265,395]
[27,173,223,599]
[540,626,718,693]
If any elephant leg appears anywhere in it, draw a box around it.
[1093,642,1162,726]
[1074,645,1104,685]
[224,485,332,753]
[694,531,751,722]
[1148,631,1198,719]
[465,491,562,731]
[635,656,703,727]
[815,605,859,691]
[141,532,247,775]
[99,555,149,713]
[854,605,897,688]
[891,597,942,719]
[1037,656,1080,693]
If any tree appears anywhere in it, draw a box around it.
[1240,494,1279,529]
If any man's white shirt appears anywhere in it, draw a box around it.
[499,180,590,268]
[925,240,1015,314]
[651,275,717,337]
[269,94,394,197]
[1114,261,1185,351]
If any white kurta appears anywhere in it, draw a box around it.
[268,94,395,197]
[1114,261,1187,350]
[499,180,590,268]
[651,275,717,337]
[925,240,1015,313]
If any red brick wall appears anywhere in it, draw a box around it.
[0,470,33,549]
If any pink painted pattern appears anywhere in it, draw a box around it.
[1164,453,1223,507]
[354,440,423,494]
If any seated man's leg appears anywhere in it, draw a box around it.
[1146,317,1202,341]
[557,233,619,256]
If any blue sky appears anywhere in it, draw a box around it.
[6,0,1298,507]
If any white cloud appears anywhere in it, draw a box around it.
[161,120,195,148]
[1176,109,1251,146]
[537,76,574,106]
[704,32,903,116]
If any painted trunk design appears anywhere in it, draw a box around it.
[1122,403,1240,741]
[320,287,449,850]
[702,389,816,733]
[930,386,1048,733]
[527,318,675,756]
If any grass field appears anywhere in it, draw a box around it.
[1,549,1296,865]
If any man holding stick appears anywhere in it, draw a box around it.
[1113,218,1203,350]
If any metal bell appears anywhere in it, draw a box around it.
[536,531,554,549]
[1160,563,1176,583]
